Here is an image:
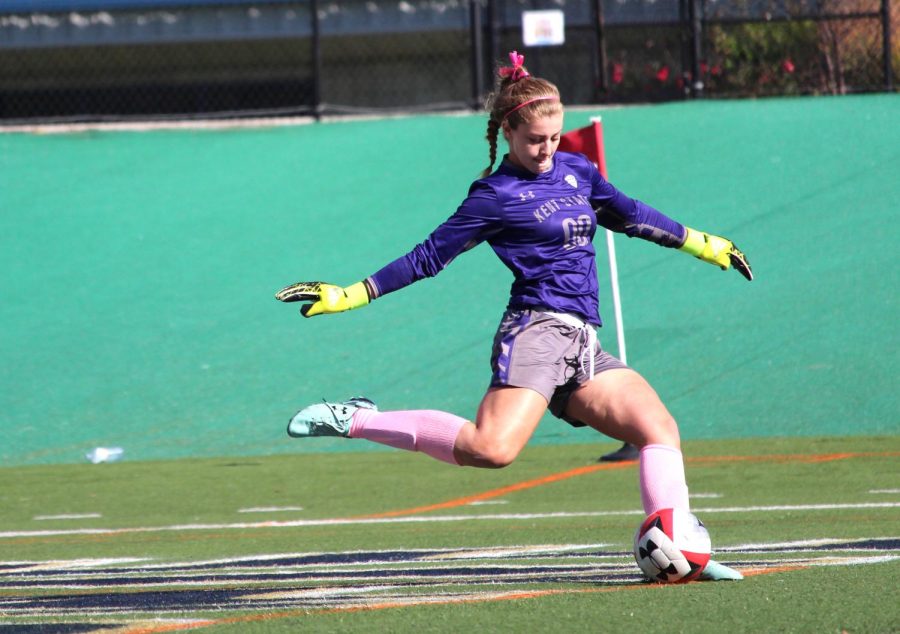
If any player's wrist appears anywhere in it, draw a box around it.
[344,281,370,309]
[678,226,707,257]
[679,226,729,267]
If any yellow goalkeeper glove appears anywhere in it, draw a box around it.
[679,227,753,281]
[275,281,370,317]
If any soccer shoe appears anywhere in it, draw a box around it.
[699,559,744,581]
[599,442,640,462]
[287,397,377,438]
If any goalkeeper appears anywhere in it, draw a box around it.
[276,52,751,581]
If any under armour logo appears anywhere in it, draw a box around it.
[519,191,535,201]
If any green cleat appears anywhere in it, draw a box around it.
[287,397,377,438]
[700,559,744,581]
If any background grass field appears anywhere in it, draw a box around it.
[1,95,898,631]
[1,437,898,632]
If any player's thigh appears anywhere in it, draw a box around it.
[565,368,680,448]
[454,386,547,467]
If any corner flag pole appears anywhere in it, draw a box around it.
[558,116,627,364]
[604,211,627,364]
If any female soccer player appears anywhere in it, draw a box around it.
[276,52,751,580]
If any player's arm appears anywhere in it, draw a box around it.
[588,168,752,281]
[594,196,754,281]
[588,166,686,248]
[277,185,501,318]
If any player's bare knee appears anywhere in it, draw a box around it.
[486,447,520,468]
[470,442,520,469]
[640,414,680,448]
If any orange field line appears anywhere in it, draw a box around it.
[355,461,635,519]
[355,451,900,520]
[742,564,809,577]
[124,621,217,634]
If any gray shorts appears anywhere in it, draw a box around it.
[489,308,629,427]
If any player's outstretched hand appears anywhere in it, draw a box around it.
[680,227,753,281]
[275,281,370,317]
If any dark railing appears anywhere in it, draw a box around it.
[0,0,895,123]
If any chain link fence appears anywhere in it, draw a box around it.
[1,0,896,123]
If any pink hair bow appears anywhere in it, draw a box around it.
[499,50,530,82]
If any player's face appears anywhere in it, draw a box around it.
[504,112,564,174]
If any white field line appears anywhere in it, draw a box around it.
[810,555,899,566]
[32,513,102,520]
[237,506,304,513]
[717,536,898,551]
[1,502,897,539]
[1,543,610,572]
[869,489,900,494]
[0,566,618,591]
[0,557,149,572]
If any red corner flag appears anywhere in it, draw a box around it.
[558,118,608,178]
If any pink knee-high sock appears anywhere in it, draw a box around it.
[639,444,690,514]
[349,408,467,466]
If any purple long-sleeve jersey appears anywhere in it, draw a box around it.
[367,151,686,326]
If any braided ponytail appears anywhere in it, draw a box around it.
[482,118,501,178]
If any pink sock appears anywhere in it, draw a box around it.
[349,408,467,466]
[639,444,690,514]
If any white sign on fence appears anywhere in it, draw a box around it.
[522,10,565,47]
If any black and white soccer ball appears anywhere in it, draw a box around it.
[633,508,711,583]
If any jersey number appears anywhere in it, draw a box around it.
[562,215,592,250]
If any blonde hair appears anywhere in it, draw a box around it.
[481,58,562,178]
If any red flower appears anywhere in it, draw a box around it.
[782,59,795,73]
[656,65,670,82]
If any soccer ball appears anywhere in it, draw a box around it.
[633,508,711,583]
